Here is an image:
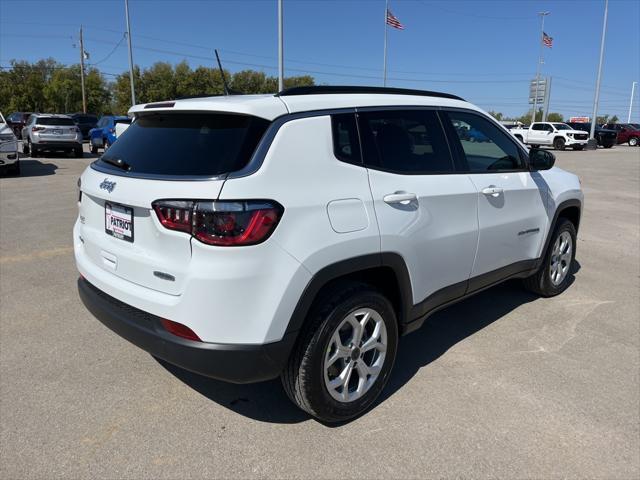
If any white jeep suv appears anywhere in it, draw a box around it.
[75,86,583,422]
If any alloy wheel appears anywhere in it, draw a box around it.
[323,307,387,403]
[549,231,572,285]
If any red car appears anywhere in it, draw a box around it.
[602,123,640,146]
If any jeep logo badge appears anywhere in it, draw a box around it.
[99,179,116,193]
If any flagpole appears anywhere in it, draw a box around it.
[383,0,388,86]
[531,11,549,125]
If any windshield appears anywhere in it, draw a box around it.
[553,123,572,130]
[97,113,270,176]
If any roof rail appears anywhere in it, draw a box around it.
[275,85,464,101]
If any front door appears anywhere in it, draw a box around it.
[441,110,549,287]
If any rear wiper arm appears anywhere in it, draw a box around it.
[102,157,131,171]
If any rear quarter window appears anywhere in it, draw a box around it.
[97,113,270,176]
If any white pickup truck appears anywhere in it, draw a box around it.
[510,122,589,151]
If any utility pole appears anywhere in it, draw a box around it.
[589,0,608,148]
[79,26,87,114]
[278,0,284,91]
[383,0,389,86]
[543,76,552,121]
[531,11,550,125]
[628,81,637,123]
[125,0,136,106]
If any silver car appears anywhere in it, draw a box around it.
[22,114,83,157]
[0,112,20,175]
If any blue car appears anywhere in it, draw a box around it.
[89,115,131,154]
[467,127,489,143]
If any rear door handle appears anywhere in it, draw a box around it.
[383,192,417,205]
[481,187,504,197]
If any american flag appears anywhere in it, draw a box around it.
[543,32,553,48]
[386,9,405,30]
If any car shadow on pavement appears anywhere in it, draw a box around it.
[159,276,575,426]
[8,159,58,177]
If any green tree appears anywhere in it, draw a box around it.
[488,111,503,121]
[546,112,564,122]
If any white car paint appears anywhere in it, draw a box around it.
[75,91,583,349]
[0,112,19,169]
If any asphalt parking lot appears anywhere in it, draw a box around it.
[1,145,639,479]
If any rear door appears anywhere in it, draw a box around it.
[528,123,552,145]
[441,110,549,285]
[77,112,270,295]
[359,108,479,308]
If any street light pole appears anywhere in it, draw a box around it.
[125,0,136,106]
[589,0,608,148]
[628,81,637,123]
[278,0,284,91]
[79,25,87,114]
[531,11,550,125]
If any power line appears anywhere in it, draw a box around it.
[88,33,127,66]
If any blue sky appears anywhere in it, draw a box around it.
[1,0,638,120]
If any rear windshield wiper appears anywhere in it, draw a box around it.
[102,157,131,171]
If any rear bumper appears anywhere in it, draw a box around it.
[77,277,296,383]
[33,141,82,149]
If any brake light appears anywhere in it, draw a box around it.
[32,126,45,132]
[151,200,283,246]
[152,200,193,233]
[160,319,201,341]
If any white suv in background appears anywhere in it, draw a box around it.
[0,112,20,175]
[22,114,84,157]
[75,86,583,422]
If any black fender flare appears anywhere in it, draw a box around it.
[535,198,582,270]
[284,252,413,337]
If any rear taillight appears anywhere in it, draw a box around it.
[152,200,193,233]
[160,319,201,341]
[151,200,283,246]
[32,126,45,132]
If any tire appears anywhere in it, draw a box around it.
[523,218,577,297]
[74,147,83,158]
[604,144,613,149]
[23,141,30,155]
[31,145,39,157]
[629,137,639,147]
[282,283,398,423]
[553,137,566,150]
[90,143,98,154]
[572,145,584,151]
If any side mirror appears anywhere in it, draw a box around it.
[529,148,555,171]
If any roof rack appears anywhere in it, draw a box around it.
[275,85,464,101]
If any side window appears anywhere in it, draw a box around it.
[444,111,525,172]
[358,109,454,174]
[331,114,361,165]
[531,123,544,131]
[545,124,554,132]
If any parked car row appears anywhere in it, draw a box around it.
[509,121,640,149]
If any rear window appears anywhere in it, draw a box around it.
[38,117,75,126]
[97,113,270,176]
[75,115,97,123]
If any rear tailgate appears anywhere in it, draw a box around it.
[78,168,225,295]
[76,110,272,296]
